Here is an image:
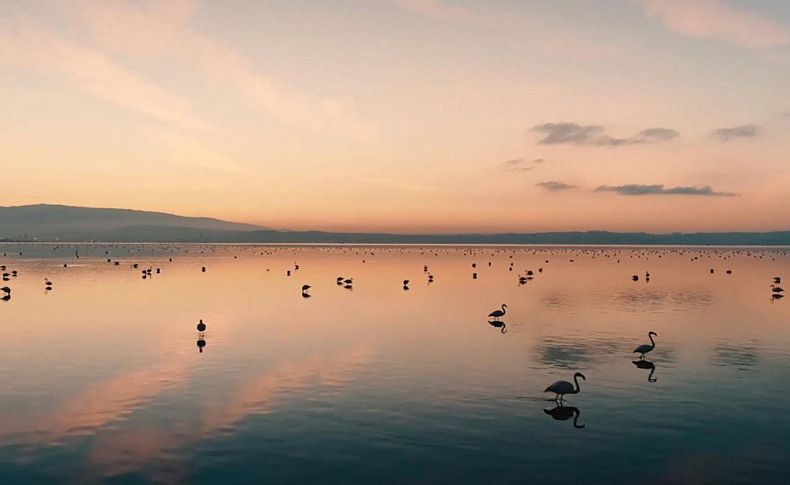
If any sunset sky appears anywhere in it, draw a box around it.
[1,0,789,233]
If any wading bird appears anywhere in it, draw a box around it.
[544,372,586,404]
[488,304,507,321]
[634,331,657,359]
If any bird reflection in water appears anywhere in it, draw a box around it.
[488,320,507,333]
[632,359,657,382]
[196,319,207,353]
[544,405,585,428]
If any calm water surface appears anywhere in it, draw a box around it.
[1,243,789,483]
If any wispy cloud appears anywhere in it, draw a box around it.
[504,158,546,172]
[536,181,577,192]
[0,17,208,131]
[2,1,377,141]
[634,0,790,49]
[595,184,737,196]
[710,124,759,141]
[532,122,679,146]
[390,0,475,23]
[84,0,378,141]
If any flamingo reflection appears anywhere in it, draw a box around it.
[544,405,585,428]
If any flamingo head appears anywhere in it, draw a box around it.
[649,331,657,337]
[574,372,586,381]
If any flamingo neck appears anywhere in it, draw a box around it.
[649,334,656,348]
[573,375,582,393]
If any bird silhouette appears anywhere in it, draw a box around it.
[633,331,657,359]
[544,372,586,404]
[488,304,507,321]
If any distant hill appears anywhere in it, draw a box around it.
[0,204,265,240]
[1,204,790,245]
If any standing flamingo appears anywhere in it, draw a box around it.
[633,331,657,359]
[544,372,586,403]
[488,304,507,321]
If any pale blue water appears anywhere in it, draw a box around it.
[0,243,788,483]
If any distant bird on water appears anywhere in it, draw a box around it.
[771,285,784,293]
[1,286,9,294]
[488,304,507,321]
[634,331,657,359]
[197,319,206,333]
[544,372,586,403]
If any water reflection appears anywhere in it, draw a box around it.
[535,337,624,369]
[614,288,714,314]
[712,342,759,370]
[544,405,585,429]
[632,359,657,382]
[488,320,507,333]
[1,244,789,482]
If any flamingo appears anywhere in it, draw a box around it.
[0,286,9,294]
[771,285,784,293]
[488,304,507,321]
[544,372,586,403]
[197,319,206,333]
[633,331,657,359]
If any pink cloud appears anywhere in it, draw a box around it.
[636,0,790,48]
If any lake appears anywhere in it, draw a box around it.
[1,243,788,483]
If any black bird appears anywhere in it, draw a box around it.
[197,338,206,353]
[197,319,206,333]
[0,286,10,294]
[488,304,507,321]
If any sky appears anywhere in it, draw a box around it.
[1,0,789,233]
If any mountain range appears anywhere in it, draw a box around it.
[1,204,789,245]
